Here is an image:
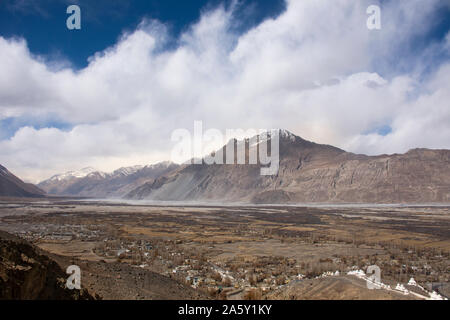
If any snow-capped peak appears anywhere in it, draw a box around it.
[112,165,144,176]
[258,129,298,142]
[145,161,174,169]
[41,162,177,184]
[247,129,298,147]
[48,167,98,182]
[278,129,297,141]
[86,171,108,179]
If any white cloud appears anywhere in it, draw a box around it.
[0,0,449,182]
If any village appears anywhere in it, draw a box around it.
[0,201,448,299]
[91,234,449,299]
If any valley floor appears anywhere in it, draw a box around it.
[0,197,448,300]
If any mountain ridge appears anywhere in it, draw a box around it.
[38,161,179,198]
[36,130,450,203]
[125,130,450,204]
[0,164,45,198]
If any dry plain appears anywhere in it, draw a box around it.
[0,197,448,299]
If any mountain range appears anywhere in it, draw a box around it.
[37,162,178,198]
[4,130,449,203]
[125,130,450,204]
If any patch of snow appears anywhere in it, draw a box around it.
[87,171,108,179]
[43,164,150,183]
[248,129,292,148]
[149,161,173,169]
[279,129,297,142]
[113,165,144,176]
[47,167,98,182]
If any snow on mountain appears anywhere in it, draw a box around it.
[144,161,174,169]
[112,165,145,177]
[38,161,179,198]
[109,163,175,178]
[40,162,178,186]
[278,129,298,142]
[247,129,298,148]
[86,171,109,179]
[48,167,98,182]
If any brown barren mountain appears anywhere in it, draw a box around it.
[0,164,44,198]
[126,130,450,204]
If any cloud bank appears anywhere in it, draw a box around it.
[0,0,449,182]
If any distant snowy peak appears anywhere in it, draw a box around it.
[72,167,98,177]
[278,129,298,142]
[48,167,98,181]
[145,161,174,169]
[86,171,108,179]
[47,166,135,182]
[258,129,300,142]
[44,162,177,184]
[112,165,145,176]
[246,129,299,148]
[112,162,176,176]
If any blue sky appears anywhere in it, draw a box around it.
[0,0,449,182]
[0,0,286,69]
[2,0,447,72]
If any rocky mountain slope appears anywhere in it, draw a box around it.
[0,231,92,300]
[38,162,178,198]
[0,164,45,198]
[47,254,209,300]
[125,130,450,204]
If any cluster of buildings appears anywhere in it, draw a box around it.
[15,223,103,242]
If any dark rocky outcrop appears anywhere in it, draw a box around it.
[0,231,92,300]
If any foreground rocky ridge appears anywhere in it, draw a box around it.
[0,230,208,300]
[0,231,92,300]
